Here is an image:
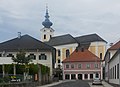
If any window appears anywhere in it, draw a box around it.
[113,67,114,79]
[58,50,61,56]
[39,54,47,60]
[115,65,116,79]
[58,59,60,63]
[117,64,119,79]
[0,54,2,57]
[7,54,14,58]
[95,73,99,78]
[71,64,74,69]
[78,64,82,69]
[95,64,99,68]
[86,64,90,69]
[66,49,70,58]
[90,74,93,79]
[50,35,52,38]
[44,30,46,32]
[71,74,76,79]
[66,64,69,69]
[44,34,46,39]
[65,74,70,79]
[28,54,36,60]
[100,53,102,60]
[85,74,88,79]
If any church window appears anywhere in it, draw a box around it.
[39,54,47,60]
[86,64,90,68]
[0,54,2,57]
[50,35,52,38]
[100,53,102,60]
[66,49,70,58]
[44,30,46,32]
[78,64,82,69]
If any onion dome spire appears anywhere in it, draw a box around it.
[42,5,53,28]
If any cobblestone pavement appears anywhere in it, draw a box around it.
[50,80,90,87]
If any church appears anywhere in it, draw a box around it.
[40,6,107,69]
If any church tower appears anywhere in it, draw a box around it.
[40,5,54,42]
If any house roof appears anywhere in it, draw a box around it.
[108,40,120,50]
[109,49,120,63]
[62,49,101,63]
[46,34,77,46]
[0,34,54,52]
[75,33,107,43]
[46,33,107,46]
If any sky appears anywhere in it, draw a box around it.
[0,0,120,44]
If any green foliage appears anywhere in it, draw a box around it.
[29,64,39,74]
[41,65,50,75]
[12,50,33,64]
[16,64,25,74]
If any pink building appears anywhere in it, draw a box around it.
[62,48,102,80]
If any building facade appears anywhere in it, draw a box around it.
[104,40,120,85]
[62,47,102,80]
[0,34,55,76]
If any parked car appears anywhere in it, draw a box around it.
[92,78,102,85]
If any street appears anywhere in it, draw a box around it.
[50,80,90,87]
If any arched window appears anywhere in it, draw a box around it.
[66,49,70,58]
[28,54,36,60]
[44,34,46,39]
[39,54,47,60]
[7,54,14,58]
[100,53,102,60]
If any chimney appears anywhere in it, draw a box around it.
[18,32,21,38]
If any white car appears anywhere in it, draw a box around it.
[92,78,102,85]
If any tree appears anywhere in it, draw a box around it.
[12,50,33,80]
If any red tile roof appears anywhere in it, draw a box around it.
[62,49,101,63]
[109,40,120,50]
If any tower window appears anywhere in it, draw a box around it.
[44,34,46,39]
[50,35,52,38]
[44,30,46,32]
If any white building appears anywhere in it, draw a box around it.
[0,34,55,76]
[104,40,120,86]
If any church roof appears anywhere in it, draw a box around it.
[0,35,54,52]
[62,49,101,63]
[46,33,107,46]
[75,33,107,43]
[46,34,77,46]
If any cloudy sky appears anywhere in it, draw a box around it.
[0,0,120,44]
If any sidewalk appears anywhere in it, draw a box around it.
[36,80,68,87]
[102,81,113,87]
